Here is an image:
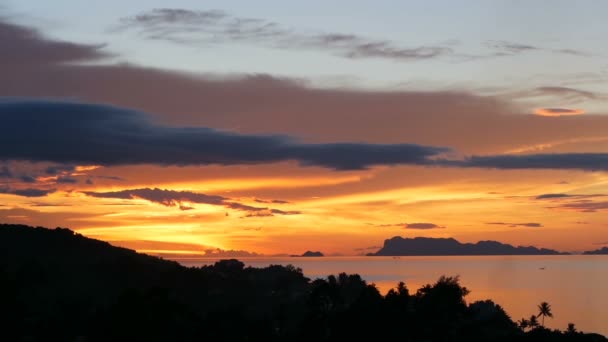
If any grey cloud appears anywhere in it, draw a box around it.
[534,86,598,100]
[0,165,12,178]
[254,198,290,204]
[486,41,590,58]
[486,40,538,54]
[0,100,449,170]
[405,223,444,229]
[0,187,56,197]
[487,222,543,228]
[536,193,572,199]
[451,153,608,171]
[19,175,37,183]
[117,8,451,62]
[45,165,76,175]
[82,187,298,216]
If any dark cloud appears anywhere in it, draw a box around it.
[19,175,36,183]
[0,165,12,178]
[536,193,572,200]
[254,198,290,204]
[405,223,444,229]
[82,187,298,216]
[487,222,543,228]
[116,8,451,62]
[45,165,76,175]
[0,100,449,170]
[452,153,608,171]
[0,187,56,197]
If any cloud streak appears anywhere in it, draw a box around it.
[487,222,543,228]
[0,187,56,197]
[116,8,451,62]
[83,187,299,216]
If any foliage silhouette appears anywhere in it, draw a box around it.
[538,301,554,327]
[0,224,606,341]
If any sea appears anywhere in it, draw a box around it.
[181,255,608,335]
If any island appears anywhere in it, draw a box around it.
[300,250,324,257]
[370,236,568,256]
[583,247,608,255]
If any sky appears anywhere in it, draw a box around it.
[1,0,608,257]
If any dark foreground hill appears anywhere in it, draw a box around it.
[372,236,567,256]
[0,224,605,342]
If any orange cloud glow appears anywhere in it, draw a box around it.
[534,107,585,117]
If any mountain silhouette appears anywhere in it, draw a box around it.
[371,237,568,256]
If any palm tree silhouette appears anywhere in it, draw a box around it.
[537,302,553,327]
[517,317,529,331]
[528,315,539,329]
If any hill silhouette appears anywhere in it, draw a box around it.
[583,247,608,255]
[371,236,567,256]
[294,250,324,257]
[0,224,604,341]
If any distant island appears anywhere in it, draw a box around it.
[299,250,324,257]
[1,224,605,341]
[583,247,608,255]
[370,237,568,256]
[290,250,324,257]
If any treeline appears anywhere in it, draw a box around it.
[0,224,605,341]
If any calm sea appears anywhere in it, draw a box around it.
[181,255,608,335]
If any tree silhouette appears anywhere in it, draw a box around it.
[517,317,529,331]
[528,315,540,329]
[566,323,577,334]
[537,301,553,327]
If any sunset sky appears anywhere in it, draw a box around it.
[2,0,608,257]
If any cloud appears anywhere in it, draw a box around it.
[3,17,608,159]
[82,187,298,216]
[116,8,451,62]
[17,175,36,183]
[405,223,444,229]
[254,198,290,204]
[453,153,608,171]
[534,107,585,117]
[0,187,56,197]
[0,100,449,170]
[486,41,590,57]
[536,193,572,199]
[0,165,12,178]
[56,176,78,184]
[486,40,538,54]
[0,19,109,66]
[487,222,543,228]
[533,86,599,101]
[547,200,608,213]
[45,165,76,175]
